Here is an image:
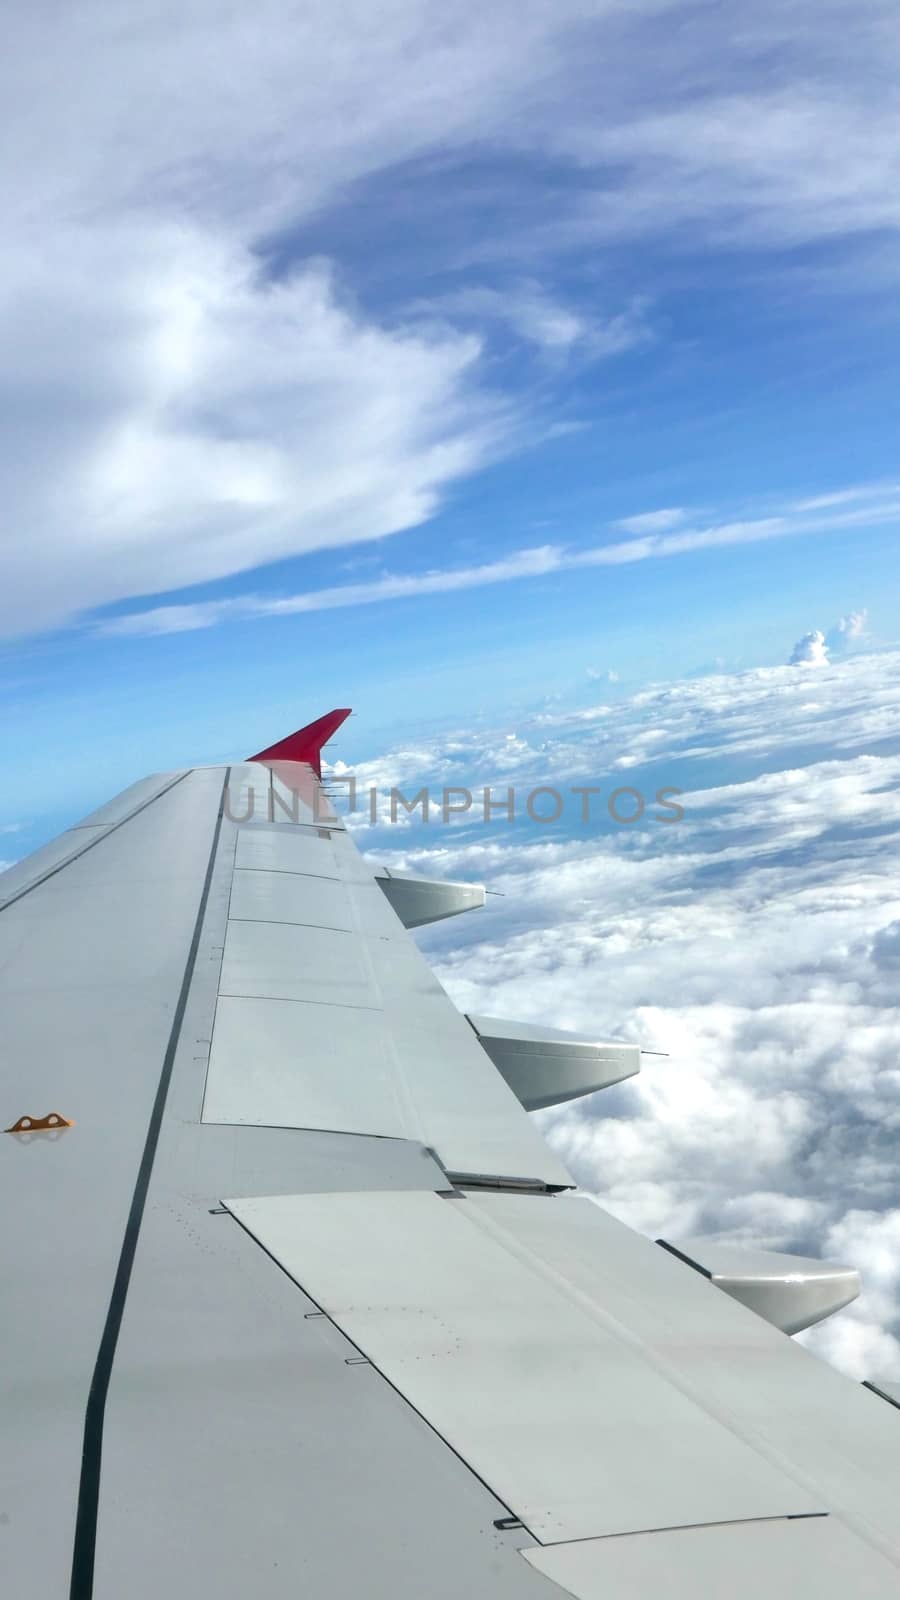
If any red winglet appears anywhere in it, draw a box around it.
[249,708,351,777]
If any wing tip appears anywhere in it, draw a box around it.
[248,708,352,776]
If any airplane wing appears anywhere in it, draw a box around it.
[3,711,900,1600]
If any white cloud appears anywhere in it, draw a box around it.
[565,77,900,250]
[801,1210,900,1377]
[1,3,593,637]
[614,508,686,535]
[500,285,587,350]
[4,3,900,635]
[792,484,900,512]
[790,611,870,666]
[0,238,506,637]
[346,648,900,1379]
[827,609,869,653]
[789,628,830,666]
[327,646,900,801]
[872,921,900,971]
[415,282,651,357]
[100,545,563,636]
[98,484,900,636]
[8,1,899,256]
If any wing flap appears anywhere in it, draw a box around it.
[225,1188,823,1545]
[521,1515,900,1600]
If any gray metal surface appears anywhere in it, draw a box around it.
[203,995,412,1133]
[229,866,358,929]
[663,1237,860,1333]
[865,1377,900,1410]
[163,1123,450,1198]
[0,825,106,905]
[226,1188,823,1544]
[229,863,404,937]
[0,769,187,908]
[219,916,379,1003]
[375,866,486,927]
[205,810,572,1184]
[268,760,344,828]
[0,767,224,1599]
[87,794,561,1600]
[521,1515,900,1599]
[224,762,345,831]
[234,823,342,875]
[494,1193,900,1565]
[467,1014,641,1110]
[97,1209,562,1600]
[72,771,186,829]
[203,986,572,1179]
[234,819,367,879]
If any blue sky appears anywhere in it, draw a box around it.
[3,0,900,848]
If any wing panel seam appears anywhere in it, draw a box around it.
[68,766,229,1600]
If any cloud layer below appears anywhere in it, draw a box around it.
[351,648,900,1381]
